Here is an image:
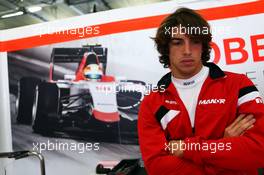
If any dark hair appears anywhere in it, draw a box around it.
[154,7,212,68]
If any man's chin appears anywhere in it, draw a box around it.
[179,68,199,78]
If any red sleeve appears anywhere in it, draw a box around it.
[138,95,205,175]
[183,75,264,170]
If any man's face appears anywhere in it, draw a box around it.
[169,32,203,79]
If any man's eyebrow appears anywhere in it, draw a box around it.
[171,38,183,41]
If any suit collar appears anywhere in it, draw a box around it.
[157,62,226,91]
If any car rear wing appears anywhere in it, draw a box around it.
[49,45,108,81]
[50,46,107,63]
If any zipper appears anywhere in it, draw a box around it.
[193,77,211,136]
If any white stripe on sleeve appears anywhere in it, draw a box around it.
[160,110,180,130]
[238,91,261,106]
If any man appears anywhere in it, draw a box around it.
[138,7,264,175]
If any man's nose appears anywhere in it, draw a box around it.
[183,40,191,55]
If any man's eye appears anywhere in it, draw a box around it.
[171,41,182,46]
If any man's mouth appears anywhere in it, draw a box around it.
[181,59,194,65]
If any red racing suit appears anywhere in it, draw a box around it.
[138,63,264,175]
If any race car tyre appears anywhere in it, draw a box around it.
[16,77,42,125]
[117,80,146,114]
[32,82,60,135]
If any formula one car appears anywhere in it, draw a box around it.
[16,45,146,143]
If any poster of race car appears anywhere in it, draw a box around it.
[9,43,148,143]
